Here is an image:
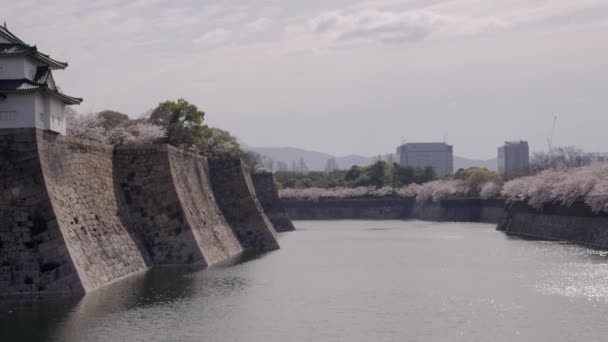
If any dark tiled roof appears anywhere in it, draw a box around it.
[0,43,33,55]
[0,26,68,69]
[0,79,40,91]
[49,91,82,105]
[32,50,68,69]
[0,25,27,45]
[0,77,82,105]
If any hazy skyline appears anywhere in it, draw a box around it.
[2,0,607,159]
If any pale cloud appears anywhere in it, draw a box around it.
[194,28,233,46]
[308,9,441,45]
[246,17,274,32]
[0,0,606,158]
[301,0,607,48]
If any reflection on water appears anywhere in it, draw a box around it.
[0,263,251,342]
[2,220,608,342]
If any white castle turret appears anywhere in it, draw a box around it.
[0,24,81,135]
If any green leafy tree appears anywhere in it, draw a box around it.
[393,163,416,187]
[97,110,130,130]
[273,176,283,190]
[368,161,387,188]
[299,177,313,188]
[241,150,263,171]
[414,166,436,184]
[454,167,502,196]
[345,166,362,182]
[150,99,207,148]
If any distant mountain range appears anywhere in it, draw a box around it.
[453,156,498,171]
[248,146,497,172]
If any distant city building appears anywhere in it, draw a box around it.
[0,24,82,135]
[396,142,453,177]
[498,141,529,178]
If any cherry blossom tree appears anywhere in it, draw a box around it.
[66,110,165,145]
[480,182,503,199]
[279,161,608,212]
[501,163,608,213]
[416,180,468,202]
[66,112,106,143]
[129,123,167,145]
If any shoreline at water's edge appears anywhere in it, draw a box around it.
[283,197,608,249]
[282,197,505,223]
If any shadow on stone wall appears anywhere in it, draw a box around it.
[37,132,149,293]
[113,145,243,267]
[208,159,279,252]
[0,129,283,296]
[498,201,608,248]
[166,148,243,264]
[113,145,206,267]
[251,172,295,232]
[284,197,415,220]
[282,197,506,224]
[413,199,505,223]
[0,129,83,295]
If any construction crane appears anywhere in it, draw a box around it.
[547,116,557,153]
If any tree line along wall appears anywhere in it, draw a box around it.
[0,128,285,296]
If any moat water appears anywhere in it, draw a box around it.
[3,220,608,341]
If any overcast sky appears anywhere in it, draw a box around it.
[2,0,607,159]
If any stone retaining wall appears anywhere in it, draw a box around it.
[0,129,83,294]
[413,199,505,223]
[284,197,414,220]
[498,201,608,248]
[0,129,151,295]
[166,148,243,264]
[251,173,295,232]
[0,129,282,295]
[37,132,149,293]
[209,159,279,252]
[114,145,242,267]
[282,197,506,223]
[479,199,507,224]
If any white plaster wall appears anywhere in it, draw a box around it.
[42,94,51,131]
[0,57,27,79]
[34,93,50,131]
[0,93,37,129]
[0,92,65,133]
[0,57,38,80]
[23,58,38,80]
[48,96,66,135]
